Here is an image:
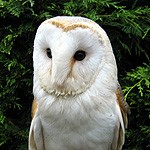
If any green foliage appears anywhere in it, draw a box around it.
[122,64,150,149]
[0,0,149,149]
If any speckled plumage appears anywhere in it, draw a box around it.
[29,16,129,150]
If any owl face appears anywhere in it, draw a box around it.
[33,17,115,97]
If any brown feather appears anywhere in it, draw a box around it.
[116,84,130,128]
[112,84,130,150]
[31,99,38,119]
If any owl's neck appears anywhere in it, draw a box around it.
[33,80,118,131]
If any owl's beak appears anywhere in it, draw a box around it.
[51,59,71,86]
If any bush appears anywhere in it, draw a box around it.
[0,0,149,149]
[122,64,150,149]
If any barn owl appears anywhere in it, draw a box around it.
[29,16,129,150]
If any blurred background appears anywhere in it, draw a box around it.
[0,0,149,149]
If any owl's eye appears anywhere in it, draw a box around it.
[46,48,52,58]
[74,50,86,61]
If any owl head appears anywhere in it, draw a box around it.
[33,16,117,97]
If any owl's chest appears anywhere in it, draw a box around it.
[38,96,117,150]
